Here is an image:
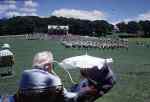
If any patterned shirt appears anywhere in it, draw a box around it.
[0,49,13,57]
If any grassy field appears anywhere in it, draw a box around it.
[0,37,150,102]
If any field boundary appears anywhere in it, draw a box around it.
[0,35,26,38]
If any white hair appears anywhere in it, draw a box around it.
[32,51,53,68]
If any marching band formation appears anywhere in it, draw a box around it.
[61,35,128,49]
[25,33,128,49]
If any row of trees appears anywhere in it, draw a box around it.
[0,16,113,37]
[1,16,150,37]
[116,21,150,37]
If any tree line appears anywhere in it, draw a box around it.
[116,21,150,37]
[0,16,113,37]
[0,16,150,37]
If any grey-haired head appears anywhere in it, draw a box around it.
[32,51,54,72]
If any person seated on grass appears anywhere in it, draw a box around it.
[70,64,116,102]
[0,43,15,75]
[0,51,116,102]
[0,51,64,102]
[14,51,65,102]
[0,43,14,66]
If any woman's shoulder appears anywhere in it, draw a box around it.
[0,95,15,102]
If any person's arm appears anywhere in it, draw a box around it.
[0,96,2,102]
[64,66,116,102]
[64,79,98,102]
[85,66,116,102]
[76,66,116,102]
[64,88,78,102]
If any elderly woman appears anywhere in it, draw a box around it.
[14,51,65,102]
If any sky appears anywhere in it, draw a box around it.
[0,0,150,24]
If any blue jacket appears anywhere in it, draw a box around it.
[0,96,14,102]
[0,66,115,102]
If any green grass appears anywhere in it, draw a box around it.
[0,37,150,102]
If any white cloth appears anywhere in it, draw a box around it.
[60,54,113,70]
[0,49,13,57]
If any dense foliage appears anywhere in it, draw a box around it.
[116,20,150,37]
[1,16,150,37]
[0,16,113,37]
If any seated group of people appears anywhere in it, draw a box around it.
[0,50,116,102]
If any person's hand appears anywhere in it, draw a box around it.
[79,85,98,95]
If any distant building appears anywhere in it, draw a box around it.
[113,25,119,33]
[48,25,69,35]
